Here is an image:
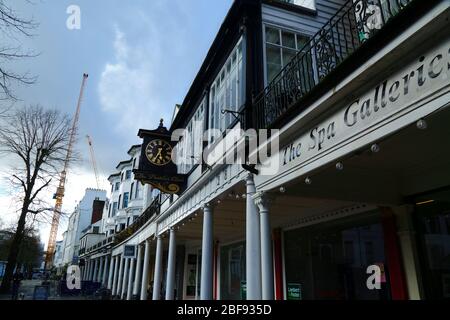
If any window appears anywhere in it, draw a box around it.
[284,215,389,300]
[220,242,246,300]
[93,226,99,234]
[123,192,129,208]
[175,102,205,174]
[265,25,312,84]
[130,183,134,200]
[278,0,315,10]
[125,170,132,180]
[135,182,141,199]
[133,158,137,169]
[115,182,120,191]
[108,204,112,218]
[209,37,245,140]
[118,195,121,209]
[112,202,118,216]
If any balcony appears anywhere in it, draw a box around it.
[253,0,418,129]
[114,194,162,245]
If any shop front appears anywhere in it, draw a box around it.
[414,189,450,299]
[283,210,391,300]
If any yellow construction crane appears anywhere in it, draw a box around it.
[86,135,100,189]
[44,73,88,269]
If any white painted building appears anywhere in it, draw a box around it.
[53,240,64,270]
[93,0,450,302]
[78,145,157,288]
[60,188,106,265]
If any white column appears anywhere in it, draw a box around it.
[85,260,90,281]
[254,191,274,300]
[200,204,214,300]
[121,258,130,299]
[93,258,99,282]
[152,236,163,300]
[116,256,124,297]
[127,258,135,300]
[165,228,176,300]
[133,245,143,298]
[97,256,104,283]
[140,240,151,300]
[80,266,84,281]
[102,256,109,286]
[393,205,423,299]
[107,256,115,289]
[111,256,120,295]
[81,264,86,281]
[88,259,95,281]
[246,174,262,300]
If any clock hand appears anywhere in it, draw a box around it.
[156,148,163,160]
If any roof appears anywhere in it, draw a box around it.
[127,144,141,156]
[107,173,120,181]
[170,0,252,130]
[115,158,133,170]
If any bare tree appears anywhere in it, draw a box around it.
[0,0,38,102]
[0,105,73,293]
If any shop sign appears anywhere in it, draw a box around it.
[123,245,136,258]
[240,281,247,300]
[33,285,49,300]
[287,283,302,300]
[268,40,450,176]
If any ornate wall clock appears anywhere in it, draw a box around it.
[134,119,187,195]
[145,139,173,166]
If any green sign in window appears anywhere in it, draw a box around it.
[240,281,247,300]
[287,283,302,300]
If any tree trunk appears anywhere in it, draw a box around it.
[0,205,28,293]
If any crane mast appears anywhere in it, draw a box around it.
[86,135,100,189]
[45,73,88,269]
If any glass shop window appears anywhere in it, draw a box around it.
[283,212,391,300]
[220,241,246,300]
[414,190,450,299]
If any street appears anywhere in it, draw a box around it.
[0,280,90,300]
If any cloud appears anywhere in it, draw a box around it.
[98,26,170,137]
[97,1,196,139]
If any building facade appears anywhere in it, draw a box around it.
[81,0,450,300]
[78,145,157,295]
[59,188,107,267]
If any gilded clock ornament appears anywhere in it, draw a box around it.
[145,139,172,166]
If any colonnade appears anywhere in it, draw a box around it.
[83,174,273,300]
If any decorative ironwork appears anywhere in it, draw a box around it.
[253,0,413,129]
[114,193,164,245]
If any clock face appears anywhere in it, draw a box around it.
[145,139,173,166]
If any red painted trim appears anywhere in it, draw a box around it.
[273,229,283,300]
[380,207,408,300]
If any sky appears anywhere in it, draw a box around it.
[0,0,233,245]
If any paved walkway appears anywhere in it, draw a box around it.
[0,280,91,300]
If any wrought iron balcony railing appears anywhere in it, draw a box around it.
[114,194,163,245]
[253,0,414,129]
